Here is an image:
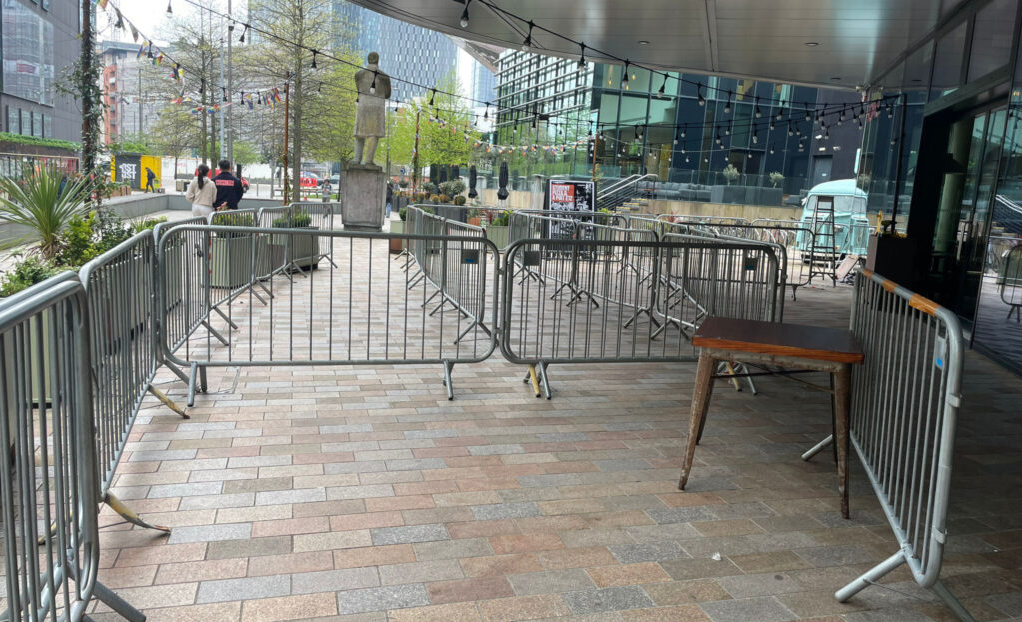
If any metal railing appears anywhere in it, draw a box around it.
[824,270,970,620]
[596,173,657,211]
[500,236,779,397]
[80,232,187,534]
[158,224,499,404]
[998,244,1022,321]
[0,273,144,622]
[257,203,338,277]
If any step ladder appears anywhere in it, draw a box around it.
[807,197,838,286]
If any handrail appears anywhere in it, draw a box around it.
[597,173,659,211]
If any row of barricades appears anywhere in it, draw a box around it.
[0,204,967,621]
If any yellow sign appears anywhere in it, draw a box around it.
[140,155,162,192]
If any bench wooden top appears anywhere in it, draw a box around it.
[692,318,865,365]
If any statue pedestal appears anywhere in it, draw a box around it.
[342,164,385,231]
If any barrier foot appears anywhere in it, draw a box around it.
[211,307,239,330]
[443,361,454,401]
[835,551,905,602]
[723,362,742,391]
[105,492,171,534]
[528,365,541,398]
[187,362,198,407]
[802,435,833,461]
[148,385,189,419]
[932,579,978,622]
[92,579,148,622]
[538,362,551,400]
[201,320,231,346]
[163,360,191,385]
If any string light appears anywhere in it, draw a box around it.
[621,61,630,89]
[370,72,377,95]
[697,85,705,106]
[239,24,248,43]
[522,21,534,52]
[754,97,761,118]
[428,89,435,107]
[577,43,587,73]
[657,74,667,96]
[460,0,471,28]
[724,91,731,114]
[311,50,318,69]
[166,1,172,15]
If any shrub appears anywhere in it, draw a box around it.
[0,165,93,259]
[453,195,467,206]
[768,171,784,188]
[130,216,169,233]
[439,179,466,197]
[421,182,438,195]
[271,211,313,228]
[399,206,407,221]
[0,255,64,297]
[437,194,451,204]
[722,164,740,185]
[429,194,441,203]
[490,210,511,227]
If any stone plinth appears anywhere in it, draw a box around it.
[342,164,385,231]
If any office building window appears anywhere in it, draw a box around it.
[2,1,55,105]
[6,106,16,133]
[32,111,43,138]
[21,110,32,136]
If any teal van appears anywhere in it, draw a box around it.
[797,179,871,256]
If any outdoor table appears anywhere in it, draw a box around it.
[678,317,864,518]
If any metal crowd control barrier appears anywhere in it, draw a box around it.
[0,274,145,622]
[500,236,779,398]
[798,270,970,619]
[998,244,1022,320]
[158,225,499,403]
[80,232,190,535]
[257,203,338,277]
[208,208,274,306]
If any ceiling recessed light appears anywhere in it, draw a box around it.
[637,40,650,45]
[830,76,841,81]
[805,42,819,47]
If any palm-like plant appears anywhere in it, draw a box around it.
[0,166,92,260]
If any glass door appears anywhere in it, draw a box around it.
[930,106,1008,324]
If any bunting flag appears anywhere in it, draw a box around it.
[136,43,144,59]
[273,88,281,103]
[95,0,109,8]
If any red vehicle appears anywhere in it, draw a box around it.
[299,172,319,188]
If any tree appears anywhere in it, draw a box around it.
[304,56,360,165]
[386,71,475,180]
[232,140,260,166]
[246,0,337,202]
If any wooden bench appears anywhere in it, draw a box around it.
[679,317,865,518]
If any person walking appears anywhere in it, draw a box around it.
[386,182,393,219]
[185,164,216,217]
[144,167,156,193]
[212,159,244,211]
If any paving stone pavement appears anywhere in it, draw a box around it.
[89,247,1022,622]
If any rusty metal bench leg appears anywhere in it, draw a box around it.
[679,351,716,490]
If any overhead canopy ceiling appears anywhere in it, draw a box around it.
[348,0,974,90]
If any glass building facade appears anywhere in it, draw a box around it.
[493,50,861,195]
[331,1,493,103]
[858,0,1022,375]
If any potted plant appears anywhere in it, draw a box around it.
[269,208,320,270]
[465,205,480,226]
[485,210,511,250]
[390,207,407,253]
[210,212,263,288]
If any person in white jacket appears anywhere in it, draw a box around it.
[185,164,216,217]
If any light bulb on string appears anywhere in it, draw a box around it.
[788,123,794,136]
[804,107,811,122]
[577,43,587,73]
[680,125,686,139]
[428,89,435,107]
[621,61,630,89]
[657,74,667,97]
[752,131,758,144]
[460,0,471,28]
[769,120,775,130]
[311,51,318,69]
[724,91,731,114]
[239,24,248,43]
[769,144,775,154]
[167,1,172,15]
[776,110,783,120]
[754,97,761,118]
[697,85,705,106]
[522,21,534,52]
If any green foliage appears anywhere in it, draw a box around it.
[131,216,169,233]
[232,141,261,166]
[428,194,441,203]
[271,211,313,228]
[0,255,64,297]
[439,179,465,197]
[722,164,740,185]
[418,206,434,215]
[490,210,511,227]
[0,132,81,152]
[453,195,467,206]
[215,213,257,227]
[53,213,101,267]
[386,70,474,176]
[768,171,784,188]
[399,206,407,221]
[0,166,93,259]
[420,182,438,195]
[108,136,154,155]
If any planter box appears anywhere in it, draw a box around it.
[486,225,509,250]
[2,312,52,411]
[710,185,746,204]
[390,220,405,253]
[468,217,482,227]
[270,226,321,270]
[210,234,267,288]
